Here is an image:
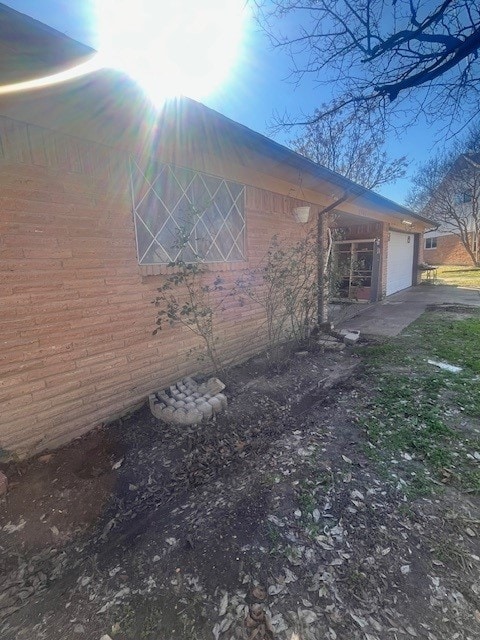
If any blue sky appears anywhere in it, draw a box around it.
[2,0,456,205]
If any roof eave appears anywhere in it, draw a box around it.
[179,98,434,227]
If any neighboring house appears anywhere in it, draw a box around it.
[423,228,478,266]
[423,153,480,266]
[0,5,432,456]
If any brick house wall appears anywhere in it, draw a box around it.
[0,116,318,456]
[0,107,429,457]
[424,233,475,266]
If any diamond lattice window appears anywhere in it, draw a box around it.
[131,158,246,265]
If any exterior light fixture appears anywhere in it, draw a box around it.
[402,219,413,226]
[292,206,311,223]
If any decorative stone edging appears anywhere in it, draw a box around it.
[149,377,227,425]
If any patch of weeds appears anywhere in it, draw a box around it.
[284,544,302,564]
[316,470,333,487]
[261,472,280,487]
[376,461,394,482]
[298,486,316,515]
[459,468,480,494]
[300,469,332,491]
[297,473,331,526]
[360,440,382,463]
[174,594,207,640]
[140,607,163,640]
[116,603,165,640]
[343,567,369,591]
[118,596,206,640]
[117,604,136,638]
[266,523,282,553]
[427,446,454,469]
[358,341,405,366]
[450,377,480,417]
[431,538,473,572]
[305,522,322,539]
[397,503,415,518]
[404,470,436,499]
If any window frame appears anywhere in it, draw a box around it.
[454,191,473,205]
[424,237,437,250]
[131,158,247,266]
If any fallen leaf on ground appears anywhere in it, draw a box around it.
[218,592,228,616]
[252,586,267,601]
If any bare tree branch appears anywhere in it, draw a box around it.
[376,29,480,101]
[290,108,407,190]
[256,0,480,132]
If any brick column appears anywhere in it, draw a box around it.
[379,222,390,298]
[317,210,330,324]
[413,233,424,284]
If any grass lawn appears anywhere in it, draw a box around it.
[425,264,480,288]
[357,308,480,497]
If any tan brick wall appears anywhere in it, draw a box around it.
[0,117,316,456]
[424,234,475,266]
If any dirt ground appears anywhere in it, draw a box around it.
[1,332,479,640]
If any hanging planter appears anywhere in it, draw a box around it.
[292,206,311,224]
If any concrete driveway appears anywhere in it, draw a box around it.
[337,284,480,337]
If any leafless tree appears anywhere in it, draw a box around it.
[408,124,480,265]
[257,1,480,132]
[290,108,407,189]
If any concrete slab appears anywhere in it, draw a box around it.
[336,284,480,337]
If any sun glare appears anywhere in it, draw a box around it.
[94,0,249,104]
[0,56,101,95]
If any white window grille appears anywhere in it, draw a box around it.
[131,158,246,265]
[425,237,437,249]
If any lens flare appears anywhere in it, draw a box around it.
[0,2,249,104]
[94,0,249,104]
[0,55,101,95]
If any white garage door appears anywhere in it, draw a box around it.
[386,231,414,296]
